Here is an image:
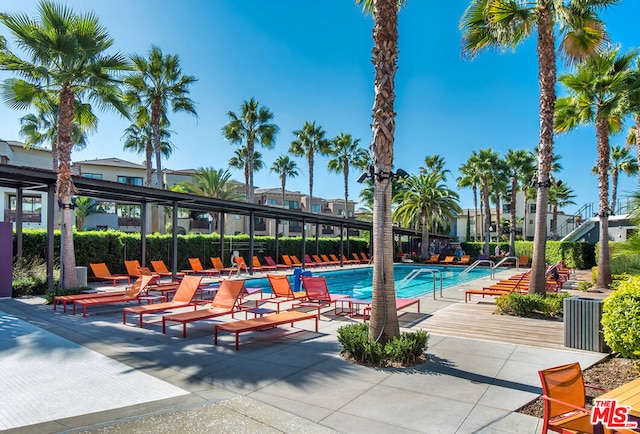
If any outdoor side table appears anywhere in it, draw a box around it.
[244,307,277,319]
[137,295,166,305]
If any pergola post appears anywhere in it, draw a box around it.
[47,183,55,290]
[249,211,255,274]
[301,219,306,269]
[15,188,23,260]
[140,201,146,266]
[172,202,178,278]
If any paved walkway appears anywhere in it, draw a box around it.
[0,268,607,433]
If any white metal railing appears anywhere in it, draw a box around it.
[396,268,443,299]
[494,256,519,269]
[459,260,495,279]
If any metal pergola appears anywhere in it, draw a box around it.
[0,164,420,288]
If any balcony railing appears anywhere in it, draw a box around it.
[118,217,141,227]
[189,219,209,230]
[255,222,267,231]
[4,210,41,223]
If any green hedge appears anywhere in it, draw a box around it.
[14,229,368,274]
[461,241,596,269]
[602,276,640,358]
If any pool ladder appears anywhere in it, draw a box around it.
[459,260,496,279]
[396,268,443,299]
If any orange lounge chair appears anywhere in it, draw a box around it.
[303,254,322,268]
[123,275,202,327]
[363,298,420,321]
[259,274,307,312]
[54,289,124,313]
[161,279,245,338]
[360,252,371,262]
[264,256,290,270]
[210,257,236,275]
[187,258,220,277]
[320,254,339,266]
[73,275,154,317]
[150,260,185,279]
[214,310,319,350]
[424,254,440,264]
[281,255,295,267]
[290,255,304,267]
[352,253,368,264]
[341,254,360,265]
[293,275,346,315]
[254,256,276,272]
[233,256,250,274]
[439,256,455,265]
[538,362,607,434]
[89,263,131,286]
[453,255,471,265]
[124,260,160,279]
[518,255,530,267]
[312,255,328,267]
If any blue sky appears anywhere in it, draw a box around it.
[0,0,638,214]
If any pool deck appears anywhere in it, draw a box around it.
[0,265,607,433]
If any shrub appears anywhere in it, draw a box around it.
[602,276,640,359]
[44,286,94,304]
[12,256,59,297]
[578,281,594,291]
[337,322,429,366]
[494,292,570,319]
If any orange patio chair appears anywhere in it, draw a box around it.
[210,257,236,275]
[254,256,276,272]
[341,254,359,265]
[73,275,154,317]
[151,260,185,278]
[312,255,328,267]
[321,254,339,266]
[162,279,245,338]
[518,255,530,267]
[424,254,440,264]
[439,256,455,265]
[454,255,471,265]
[123,275,203,328]
[290,255,303,266]
[187,258,220,277]
[352,253,368,264]
[329,254,342,264]
[303,254,322,268]
[538,362,608,434]
[258,274,307,313]
[89,262,131,286]
[281,255,295,267]
[264,256,290,271]
[232,256,250,274]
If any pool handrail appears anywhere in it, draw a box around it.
[494,256,519,269]
[396,268,443,299]
[459,260,495,279]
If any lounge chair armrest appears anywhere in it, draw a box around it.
[540,395,590,414]
[584,383,608,393]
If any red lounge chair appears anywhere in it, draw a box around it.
[254,256,277,272]
[303,254,322,268]
[294,275,345,315]
[214,311,319,350]
[187,258,220,277]
[264,256,290,270]
[363,298,420,321]
[162,279,245,338]
[258,274,307,313]
[123,275,202,327]
[89,263,130,286]
[73,275,154,317]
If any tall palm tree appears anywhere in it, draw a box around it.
[458,160,482,242]
[124,46,196,190]
[289,121,331,213]
[355,0,405,343]
[609,145,638,212]
[469,148,500,256]
[270,155,299,207]
[14,92,95,170]
[228,146,265,201]
[73,196,98,230]
[122,107,173,187]
[504,149,537,254]
[461,0,617,295]
[393,172,461,258]
[548,183,576,239]
[421,154,451,181]
[555,47,637,288]
[0,0,130,288]
[222,98,278,205]
[626,127,640,185]
[489,160,509,241]
[327,132,368,218]
[175,167,240,232]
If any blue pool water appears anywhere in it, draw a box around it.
[242,264,493,300]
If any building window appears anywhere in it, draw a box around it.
[6,194,42,223]
[529,204,536,214]
[529,219,533,225]
[285,200,300,209]
[337,209,344,216]
[311,204,321,213]
[117,176,143,186]
[118,204,140,218]
[83,173,102,179]
[265,198,279,206]
[502,203,511,213]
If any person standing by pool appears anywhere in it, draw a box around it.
[454,245,464,260]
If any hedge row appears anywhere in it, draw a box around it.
[14,229,368,275]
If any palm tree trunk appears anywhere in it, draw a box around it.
[596,116,612,288]
[529,4,556,295]
[308,151,314,212]
[281,175,286,208]
[151,99,165,233]
[482,182,490,256]
[247,138,255,204]
[421,212,429,258]
[636,116,640,185]
[611,168,618,214]
[145,138,153,187]
[343,165,349,218]
[473,187,478,241]
[57,83,78,289]
[495,198,502,240]
[509,178,517,255]
[369,0,399,344]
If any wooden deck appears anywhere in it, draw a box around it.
[410,301,566,350]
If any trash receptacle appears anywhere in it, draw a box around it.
[293,267,312,292]
[564,297,607,352]
[76,266,88,287]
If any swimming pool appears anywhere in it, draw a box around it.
[242,264,493,299]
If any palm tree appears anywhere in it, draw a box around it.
[0,1,130,288]
[355,0,405,343]
[176,167,240,232]
[548,183,576,240]
[122,107,173,187]
[289,121,331,213]
[421,154,451,181]
[270,155,299,207]
[504,149,536,254]
[73,197,98,230]
[626,127,640,185]
[610,145,638,212]
[14,92,95,170]
[327,132,368,218]
[468,149,500,256]
[458,160,482,242]
[461,0,617,295]
[228,146,265,201]
[124,46,196,190]
[489,160,509,241]
[393,172,461,258]
[555,47,637,288]
[222,98,278,205]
